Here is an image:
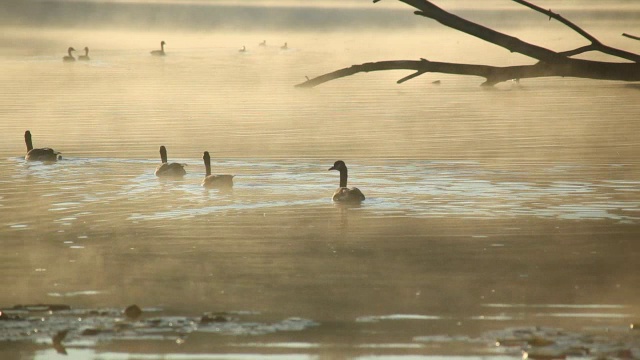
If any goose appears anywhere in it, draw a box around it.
[24,130,61,162]
[239,45,246,53]
[259,40,266,47]
[281,42,288,50]
[78,47,90,61]
[201,151,233,188]
[154,146,186,178]
[328,160,365,202]
[62,47,76,62]
[150,41,166,56]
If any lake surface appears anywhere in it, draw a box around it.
[1,1,639,359]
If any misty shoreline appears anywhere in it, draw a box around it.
[2,0,639,31]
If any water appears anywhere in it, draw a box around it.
[1,1,640,358]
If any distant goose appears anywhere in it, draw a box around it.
[63,47,76,62]
[239,45,246,53]
[201,151,233,188]
[150,41,166,56]
[24,130,60,162]
[78,47,90,61]
[259,40,266,47]
[328,160,365,202]
[281,42,288,50]
[154,146,186,178]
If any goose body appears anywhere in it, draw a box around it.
[329,160,365,202]
[259,40,266,47]
[63,47,76,62]
[201,151,233,188]
[150,41,166,56]
[24,130,60,162]
[281,42,288,50]
[78,47,90,61]
[154,146,186,178]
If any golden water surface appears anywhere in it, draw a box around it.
[1,1,639,358]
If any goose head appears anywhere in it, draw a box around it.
[329,160,346,172]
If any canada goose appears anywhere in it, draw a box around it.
[24,130,61,162]
[62,47,76,62]
[239,46,246,52]
[154,146,186,178]
[328,160,365,202]
[201,151,233,188]
[150,41,166,56]
[259,40,266,47]
[78,47,90,61]
[281,42,288,50]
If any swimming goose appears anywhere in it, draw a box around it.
[150,41,166,56]
[24,130,60,162]
[281,42,288,50]
[63,47,76,62]
[78,47,90,61]
[259,40,266,46]
[154,146,186,178]
[201,151,233,188]
[328,160,365,202]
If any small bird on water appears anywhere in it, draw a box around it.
[150,41,166,56]
[154,145,186,178]
[78,47,90,61]
[328,160,365,202]
[24,130,61,162]
[201,151,233,188]
[62,47,76,62]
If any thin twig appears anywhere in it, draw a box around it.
[623,33,640,41]
[512,0,640,62]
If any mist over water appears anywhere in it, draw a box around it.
[1,0,640,358]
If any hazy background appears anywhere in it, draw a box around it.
[0,0,639,358]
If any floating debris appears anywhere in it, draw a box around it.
[200,312,230,324]
[8,304,71,312]
[124,305,142,320]
[51,329,69,355]
[0,305,318,344]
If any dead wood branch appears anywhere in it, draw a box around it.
[296,0,640,88]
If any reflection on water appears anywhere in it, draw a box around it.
[3,158,639,224]
[1,1,640,358]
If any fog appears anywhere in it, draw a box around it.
[1,0,639,358]
[2,0,639,32]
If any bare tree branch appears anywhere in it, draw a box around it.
[623,33,640,41]
[512,0,640,62]
[295,59,640,88]
[296,0,640,88]
[401,0,568,63]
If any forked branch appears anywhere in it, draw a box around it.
[296,0,640,88]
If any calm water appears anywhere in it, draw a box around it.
[1,1,640,358]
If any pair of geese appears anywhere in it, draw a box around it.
[63,41,165,61]
[23,131,365,202]
[154,146,234,189]
[63,47,90,62]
